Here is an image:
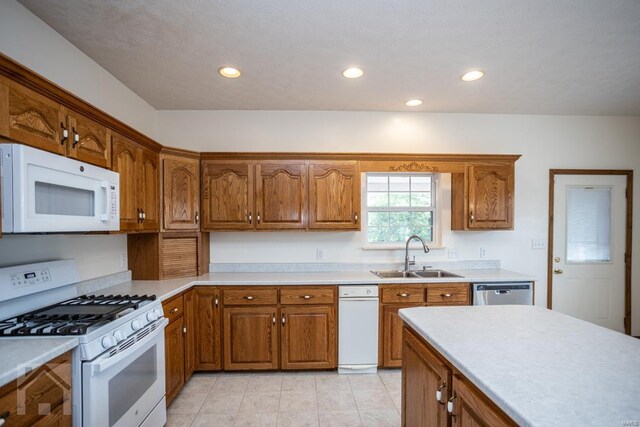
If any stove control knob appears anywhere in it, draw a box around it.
[114,329,127,343]
[131,319,144,331]
[102,335,117,349]
[147,311,158,322]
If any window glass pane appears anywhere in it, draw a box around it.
[389,176,410,192]
[411,226,433,241]
[411,192,431,207]
[367,193,389,207]
[410,176,431,192]
[389,192,411,207]
[389,211,411,226]
[389,226,411,242]
[411,211,433,226]
[367,176,388,192]
[566,187,612,262]
[368,212,389,227]
[368,227,391,242]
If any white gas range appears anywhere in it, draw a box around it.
[0,260,167,427]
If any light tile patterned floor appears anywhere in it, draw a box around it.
[166,370,402,427]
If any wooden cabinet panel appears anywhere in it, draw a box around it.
[308,161,361,229]
[467,163,514,230]
[279,287,336,305]
[66,111,111,168]
[222,288,278,306]
[184,290,196,381]
[138,147,160,231]
[255,161,307,229]
[194,287,222,371]
[0,79,66,156]
[426,283,470,306]
[163,294,184,324]
[201,161,254,230]
[281,305,336,370]
[112,134,140,232]
[452,375,512,427]
[164,316,185,406]
[402,328,450,427]
[163,155,199,231]
[381,285,425,304]
[223,306,278,370]
[381,303,423,368]
[0,351,71,427]
[161,235,198,278]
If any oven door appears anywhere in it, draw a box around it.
[82,318,167,427]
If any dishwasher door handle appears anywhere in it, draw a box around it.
[495,290,511,295]
[339,298,379,302]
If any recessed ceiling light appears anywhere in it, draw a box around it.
[460,70,484,82]
[405,99,423,107]
[218,66,241,78]
[342,67,364,79]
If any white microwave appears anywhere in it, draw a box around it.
[0,143,120,233]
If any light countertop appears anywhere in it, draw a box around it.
[0,337,78,386]
[399,305,640,426]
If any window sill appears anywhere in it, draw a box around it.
[361,244,445,251]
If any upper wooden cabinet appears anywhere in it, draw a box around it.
[308,161,361,230]
[201,160,254,230]
[66,111,111,168]
[162,154,200,231]
[255,161,307,229]
[112,133,159,232]
[451,162,515,230]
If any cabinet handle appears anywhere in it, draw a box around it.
[354,213,358,223]
[195,212,199,224]
[282,314,286,325]
[137,208,143,223]
[169,307,179,314]
[301,295,313,300]
[447,393,457,415]
[257,212,261,223]
[142,210,146,221]
[244,296,254,300]
[72,127,80,148]
[398,293,410,298]
[248,212,252,224]
[214,298,219,307]
[183,326,187,334]
[0,411,9,426]
[436,383,446,405]
[272,315,276,325]
[470,211,475,224]
[442,293,452,298]
[60,123,68,145]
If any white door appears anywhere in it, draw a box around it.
[551,174,627,332]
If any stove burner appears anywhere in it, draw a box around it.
[0,294,156,336]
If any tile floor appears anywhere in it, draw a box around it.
[166,370,402,427]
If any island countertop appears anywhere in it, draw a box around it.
[398,305,640,426]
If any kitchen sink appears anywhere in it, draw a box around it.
[371,270,462,279]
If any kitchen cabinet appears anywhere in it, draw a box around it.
[163,294,185,406]
[451,375,512,427]
[381,303,424,368]
[162,153,200,231]
[308,160,360,230]
[255,161,307,229]
[193,287,222,371]
[426,283,470,306]
[451,162,514,230]
[65,111,111,168]
[0,351,72,427]
[184,290,196,381]
[201,160,254,230]
[223,306,279,370]
[112,133,159,232]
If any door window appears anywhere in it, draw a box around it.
[566,186,612,263]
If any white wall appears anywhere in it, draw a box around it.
[156,110,640,334]
[0,0,156,281]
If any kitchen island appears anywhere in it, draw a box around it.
[399,305,640,426]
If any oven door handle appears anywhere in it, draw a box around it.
[87,318,167,376]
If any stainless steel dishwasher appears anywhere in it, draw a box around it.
[473,282,533,305]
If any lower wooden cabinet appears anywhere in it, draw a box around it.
[381,303,424,368]
[184,290,196,381]
[164,313,185,405]
[223,306,279,370]
[281,305,336,370]
[0,351,72,427]
[194,287,222,371]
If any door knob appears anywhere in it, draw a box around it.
[553,268,563,274]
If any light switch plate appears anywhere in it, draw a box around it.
[531,239,547,250]
[448,248,458,259]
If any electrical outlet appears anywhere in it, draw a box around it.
[448,248,458,259]
[316,248,325,261]
[531,239,546,250]
[120,253,127,269]
[480,247,487,258]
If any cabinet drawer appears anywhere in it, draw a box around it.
[163,295,184,322]
[426,283,470,305]
[223,288,278,305]
[280,287,336,305]
[381,285,425,303]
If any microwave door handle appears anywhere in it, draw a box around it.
[100,181,109,221]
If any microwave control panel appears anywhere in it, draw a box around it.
[109,185,118,219]
[11,268,52,289]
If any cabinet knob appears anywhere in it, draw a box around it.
[398,293,410,298]
[301,295,313,299]
[195,212,199,224]
[0,411,9,426]
[354,213,359,223]
[470,211,475,224]
[214,298,219,307]
[60,123,69,145]
[447,394,457,415]
[436,383,446,405]
[244,296,254,300]
[72,127,80,148]
[248,212,253,224]
[281,314,286,325]
[169,307,179,314]
[442,293,452,298]
[272,315,276,325]
[257,212,261,223]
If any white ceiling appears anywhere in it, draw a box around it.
[18,0,640,114]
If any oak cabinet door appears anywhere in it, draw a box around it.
[163,155,200,230]
[281,305,336,370]
[381,303,423,368]
[452,375,512,427]
[201,161,254,230]
[112,134,140,232]
[255,161,307,229]
[66,111,111,169]
[223,306,278,370]
[0,79,66,156]
[467,163,514,230]
[194,287,222,371]
[308,161,360,230]
[138,147,160,231]
[184,290,196,380]
[402,328,450,427]
[164,317,185,406]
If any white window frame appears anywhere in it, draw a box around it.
[361,172,442,250]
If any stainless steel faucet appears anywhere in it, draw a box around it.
[404,234,430,272]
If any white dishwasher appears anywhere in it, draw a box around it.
[338,285,379,374]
